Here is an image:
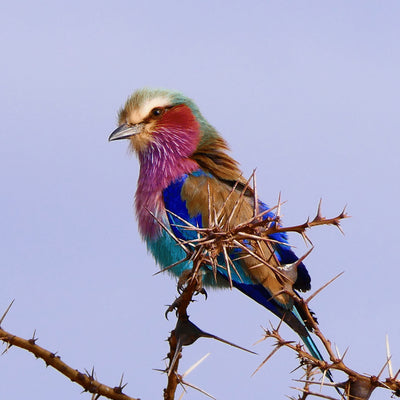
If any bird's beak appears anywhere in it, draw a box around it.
[108,123,144,142]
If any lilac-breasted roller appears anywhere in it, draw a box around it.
[109,88,325,363]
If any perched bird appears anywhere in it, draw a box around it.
[109,88,323,361]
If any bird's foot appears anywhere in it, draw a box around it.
[165,297,183,319]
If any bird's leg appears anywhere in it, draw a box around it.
[177,269,207,298]
[177,269,194,293]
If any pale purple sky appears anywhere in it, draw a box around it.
[1,2,400,399]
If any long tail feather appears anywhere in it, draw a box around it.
[231,280,339,388]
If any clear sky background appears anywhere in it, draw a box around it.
[1,2,399,399]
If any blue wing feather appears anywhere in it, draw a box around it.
[163,173,202,241]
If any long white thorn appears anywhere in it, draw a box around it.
[216,178,241,223]
[222,246,233,288]
[386,334,394,378]
[182,353,211,379]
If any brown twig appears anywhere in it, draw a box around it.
[258,300,400,399]
[164,256,204,400]
[163,251,256,399]
[0,326,138,400]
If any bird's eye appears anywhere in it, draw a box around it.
[151,107,163,117]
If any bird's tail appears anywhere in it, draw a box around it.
[299,334,335,382]
[291,305,322,357]
[289,308,333,383]
[290,305,337,386]
[231,281,338,386]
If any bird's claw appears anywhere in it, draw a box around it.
[195,287,208,300]
[164,288,207,319]
[165,297,182,319]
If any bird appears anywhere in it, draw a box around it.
[109,87,326,365]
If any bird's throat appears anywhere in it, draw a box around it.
[134,104,201,239]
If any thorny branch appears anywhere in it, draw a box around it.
[255,288,400,400]
[163,258,202,400]
[162,251,254,400]
[162,173,349,291]
[0,306,138,400]
[2,172,398,400]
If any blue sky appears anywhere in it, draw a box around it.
[1,1,400,399]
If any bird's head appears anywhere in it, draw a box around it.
[109,88,242,183]
[109,88,218,156]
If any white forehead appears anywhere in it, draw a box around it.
[127,95,172,124]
